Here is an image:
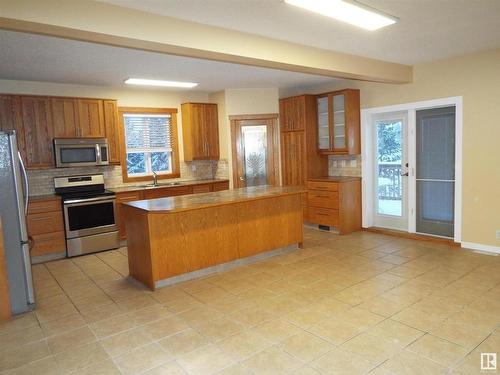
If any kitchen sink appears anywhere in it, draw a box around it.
[140,182,182,188]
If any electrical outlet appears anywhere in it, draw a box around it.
[496,230,500,239]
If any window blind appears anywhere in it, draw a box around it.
[123,114,172,153]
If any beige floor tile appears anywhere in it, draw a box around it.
[143,316,189,340]
[35,303,79,323]
[41,313,87,337]
[215,363,254,375]
[279,331,334,362]
[368,319,425,347]
[251,319,301,344]
[228,307,274,327]
[177,344,235,375]
[126,304,173,325]
[89,313,138,339]
[450,350,489,374]
[0,324,45,353]
[100,327,152,357]
[54,342,109,373]
[0,313,39,336]
[358,296,409,317]
[217,330,272,361]
[380,349,448,375]
[69,359,121,375]
[47,326,96,354]
[0,340,50,371]
[116,295,159,312]
[430,320,491,350]
[407,334,469,367]
[2,355,60,375]
[242,346,303,375]
[159,328,209,357]
[310,347,376,375]
[391,307,446,332]
[309,318,364,345]
[177,306,224,327]
[114,343,171,375]
[195,317,244,341]
[79,302,124,324]
[341,332,401,365]
[291,365,322,375]
[142,361,188,375]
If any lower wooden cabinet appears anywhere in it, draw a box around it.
[305,177,361,234]
[116,191,143,240]
[27,197,66,257]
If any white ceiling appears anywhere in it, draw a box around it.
[101,0,500,65]
[0,30,337,92]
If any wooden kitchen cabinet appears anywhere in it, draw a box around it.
[51,97,79,138]
[279,95,328,187]
[103,100,120,163]
[27,197,66,259]
[116,191,143,240]
[181,103,219,161]
[317,89,360,155]
[0,95,26,159]
[77,98,105,137]
[20,96,55,168]
[306,177,361,234]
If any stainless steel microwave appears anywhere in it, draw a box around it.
[54,138,109,168]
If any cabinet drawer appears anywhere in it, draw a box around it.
[27,211,64,235]
[30,231,66,257]
[192,184,212,194]
[307,191,339,209]
[212,181,229,191]
[28,198,61,214]
[307,207,339,227]
[116,191,143,202]
[307,181,338,192]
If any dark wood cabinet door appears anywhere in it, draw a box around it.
[77,99,105,137]
[0,95,26,158]
[103,100,120,163]
[51,97,79,138]
[204,104,219,159]
[20,96,54,168]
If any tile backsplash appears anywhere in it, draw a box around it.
[328,155,362,177]
[28,159,230,196]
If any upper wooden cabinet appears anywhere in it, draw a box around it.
[77,99,105,138]
[20,96,55,168]
[0,95,25,158]
[51,97,79,138]
[316,89,360,155]
[279,95,328,187]
[103,100,120,164]
[181,103,219,161]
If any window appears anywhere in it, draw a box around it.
[119,107,180,182]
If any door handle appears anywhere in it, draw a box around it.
[239,176,245,181]
[401,172,409,176]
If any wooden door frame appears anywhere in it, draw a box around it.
[230,114,280,188]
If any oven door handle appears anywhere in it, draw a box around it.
[64,196,116,205]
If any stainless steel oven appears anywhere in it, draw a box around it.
[55,174,119,257]
[54,138,109,168]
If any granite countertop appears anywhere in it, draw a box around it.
[308,176,361,182]
[108,179,229,193]
[125,185,306,214]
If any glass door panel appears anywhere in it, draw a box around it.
[242,125,268,187]
[373,112,408,231]
[317,96,330,150]
[416,107,455,238]
[333,94,346,149]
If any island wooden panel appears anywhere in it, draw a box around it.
[123,189,303,290]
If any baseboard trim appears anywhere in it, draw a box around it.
[363,227,460,247]
[31,252,66,264]
[461,242,500,255]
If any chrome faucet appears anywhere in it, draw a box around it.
[152,171,159,187]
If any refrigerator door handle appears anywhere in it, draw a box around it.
[18,151,29,215]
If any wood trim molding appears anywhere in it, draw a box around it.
[229,113,278,121]
[117,107,181,183]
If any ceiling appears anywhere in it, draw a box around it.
[100,0,500,65]
[0,30,337,92]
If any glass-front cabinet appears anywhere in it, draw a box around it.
[316,89,360,155]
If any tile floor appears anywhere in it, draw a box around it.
[0,228,499,375]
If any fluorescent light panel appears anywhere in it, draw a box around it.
[284,0,397,31]
[124,78,198,88]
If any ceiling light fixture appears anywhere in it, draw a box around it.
[124,78,198,88]
[284,0,398,31]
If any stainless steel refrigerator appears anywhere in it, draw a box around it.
[0,131,35,314]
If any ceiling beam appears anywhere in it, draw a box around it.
[0,0,412,84]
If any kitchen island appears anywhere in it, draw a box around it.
[122,186,305,290]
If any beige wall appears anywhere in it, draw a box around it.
[209,88,280,187]
[0,79,210,162]
[284,49,500,248]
